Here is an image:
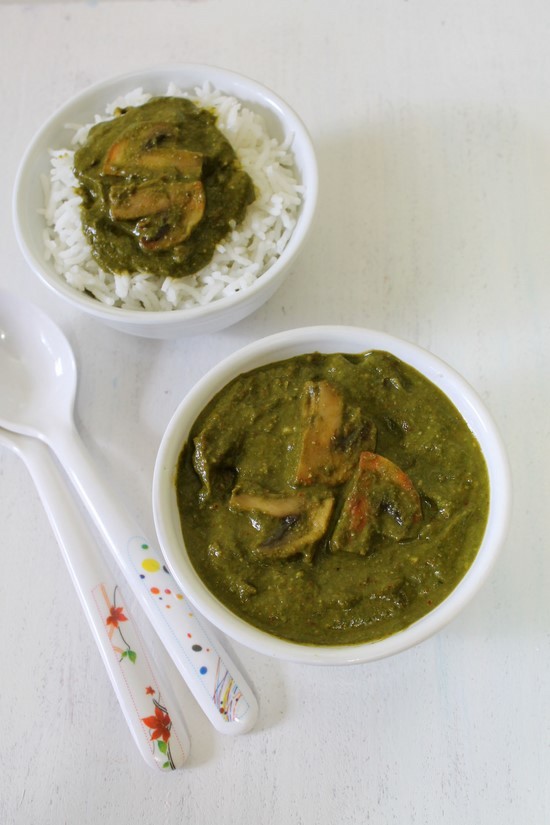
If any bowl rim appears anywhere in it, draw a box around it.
[152,325,512,665]
[12,63,318,327]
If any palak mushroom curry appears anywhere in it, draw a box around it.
[176,351,490,645]
[73,96,255,278]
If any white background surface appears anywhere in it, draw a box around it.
[0,1,548,822]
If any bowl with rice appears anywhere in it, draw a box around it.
[13,65,317,338]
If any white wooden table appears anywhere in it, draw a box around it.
[0,1,547,822]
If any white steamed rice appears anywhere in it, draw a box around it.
[42,83,303,312]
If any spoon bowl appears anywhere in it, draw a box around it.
[0,290,76,437]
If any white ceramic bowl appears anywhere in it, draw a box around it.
[153,326,511,665]
[13,65,318,339]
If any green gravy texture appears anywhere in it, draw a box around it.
[73,96,255,278]
[176,351,490,646]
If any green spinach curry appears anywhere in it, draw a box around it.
[73,97,255,278]
[176,351,490,645]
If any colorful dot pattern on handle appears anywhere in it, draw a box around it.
[127,536,249,723]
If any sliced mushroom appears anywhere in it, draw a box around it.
[192,431,211,493]
[108,182,172,221]
[103,121,175,173]
[131,147,203,177]
[229,490,306,518]
[103,121,203,179]
[257,497,334,562]
[295,380,344,485]
[103,138,129,174]
[136,181,205,251]
[330,451,422,556]
[295,381,376,486]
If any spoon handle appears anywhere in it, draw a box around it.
[52,423,258,735]
[4,433,189,770]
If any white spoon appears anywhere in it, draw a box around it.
[0,426,190,770]
[0,290,258,735]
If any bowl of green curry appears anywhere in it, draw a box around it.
[13,65,317,338]
[153,327,510,664]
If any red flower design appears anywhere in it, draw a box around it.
[145,686,155,696]
[142,706,172,742]
[106,606,128,628]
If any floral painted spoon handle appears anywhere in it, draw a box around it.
[46,421,259,735]
[0,428,189,771]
